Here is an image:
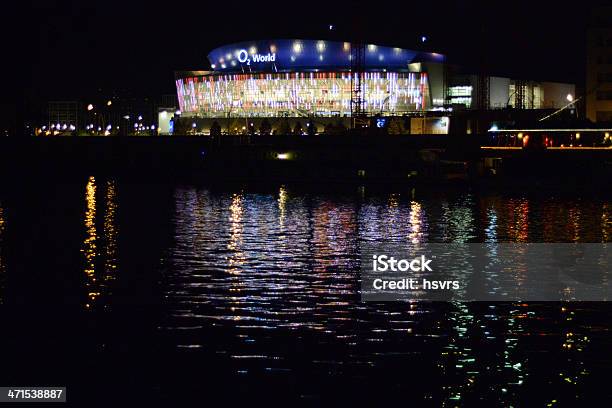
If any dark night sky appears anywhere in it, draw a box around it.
[4,0,608,124]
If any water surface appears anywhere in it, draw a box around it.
[0,178,610,405]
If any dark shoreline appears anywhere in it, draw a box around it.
[1,134,610,186]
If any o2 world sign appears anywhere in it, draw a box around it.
[237,49,276,65]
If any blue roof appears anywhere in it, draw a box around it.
[207,39,445,73]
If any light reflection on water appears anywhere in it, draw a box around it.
[81,177,119,310]
[82,176,98,307]
[104,181,118,280]
[158,185,610,404]
[1,178,607,404]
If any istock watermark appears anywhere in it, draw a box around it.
[361,243,611,302]
[370,254,460,291]
[371,255,433,272]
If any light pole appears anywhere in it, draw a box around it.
[226,104,234,135]
[123,115,130,136]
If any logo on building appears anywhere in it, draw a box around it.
[237,49,276,66]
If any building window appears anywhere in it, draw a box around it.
[597,73,612,82]
[597,55,612,64]
[449,97,472,107]
[596,90,612,100]
[448,86,472,97]
[596,111,612,122]
[448,86,472,108]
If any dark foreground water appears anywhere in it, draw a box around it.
[0,177,610,406]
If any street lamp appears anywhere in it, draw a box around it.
[87,104,94,111]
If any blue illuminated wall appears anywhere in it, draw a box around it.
[207,39,445,73]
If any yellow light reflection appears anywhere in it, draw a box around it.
[104,180,118,279]
[82,177,119,310]
[82,176,98,308]
[388,193,399,208]
[227,193,245,274]
[602,203,609,242]
[567,207,581,242]
[408,201,422,243]
[278,186,287,228]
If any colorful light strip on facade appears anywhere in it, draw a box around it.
[176,72,430,117]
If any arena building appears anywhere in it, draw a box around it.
[175,39,446,118]
[171,39,575,134]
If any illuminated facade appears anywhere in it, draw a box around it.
[176,71,431,117]
[175,39,576,120]
[176,39,445,118]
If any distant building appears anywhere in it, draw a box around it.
[159,94,178,110]
[48,101,80,130]
[157,108,176,135]
[41,97,162,136]
[586,6,612,122]
[156,95,178,135]
[447,75,574,110]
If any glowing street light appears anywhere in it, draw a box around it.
[106,100,112,106]
[566,94,573,102]
[87,104,94,111]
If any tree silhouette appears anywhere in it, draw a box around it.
[210,121,221,136]
[293,121,303,135]
[259,119,271,135]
